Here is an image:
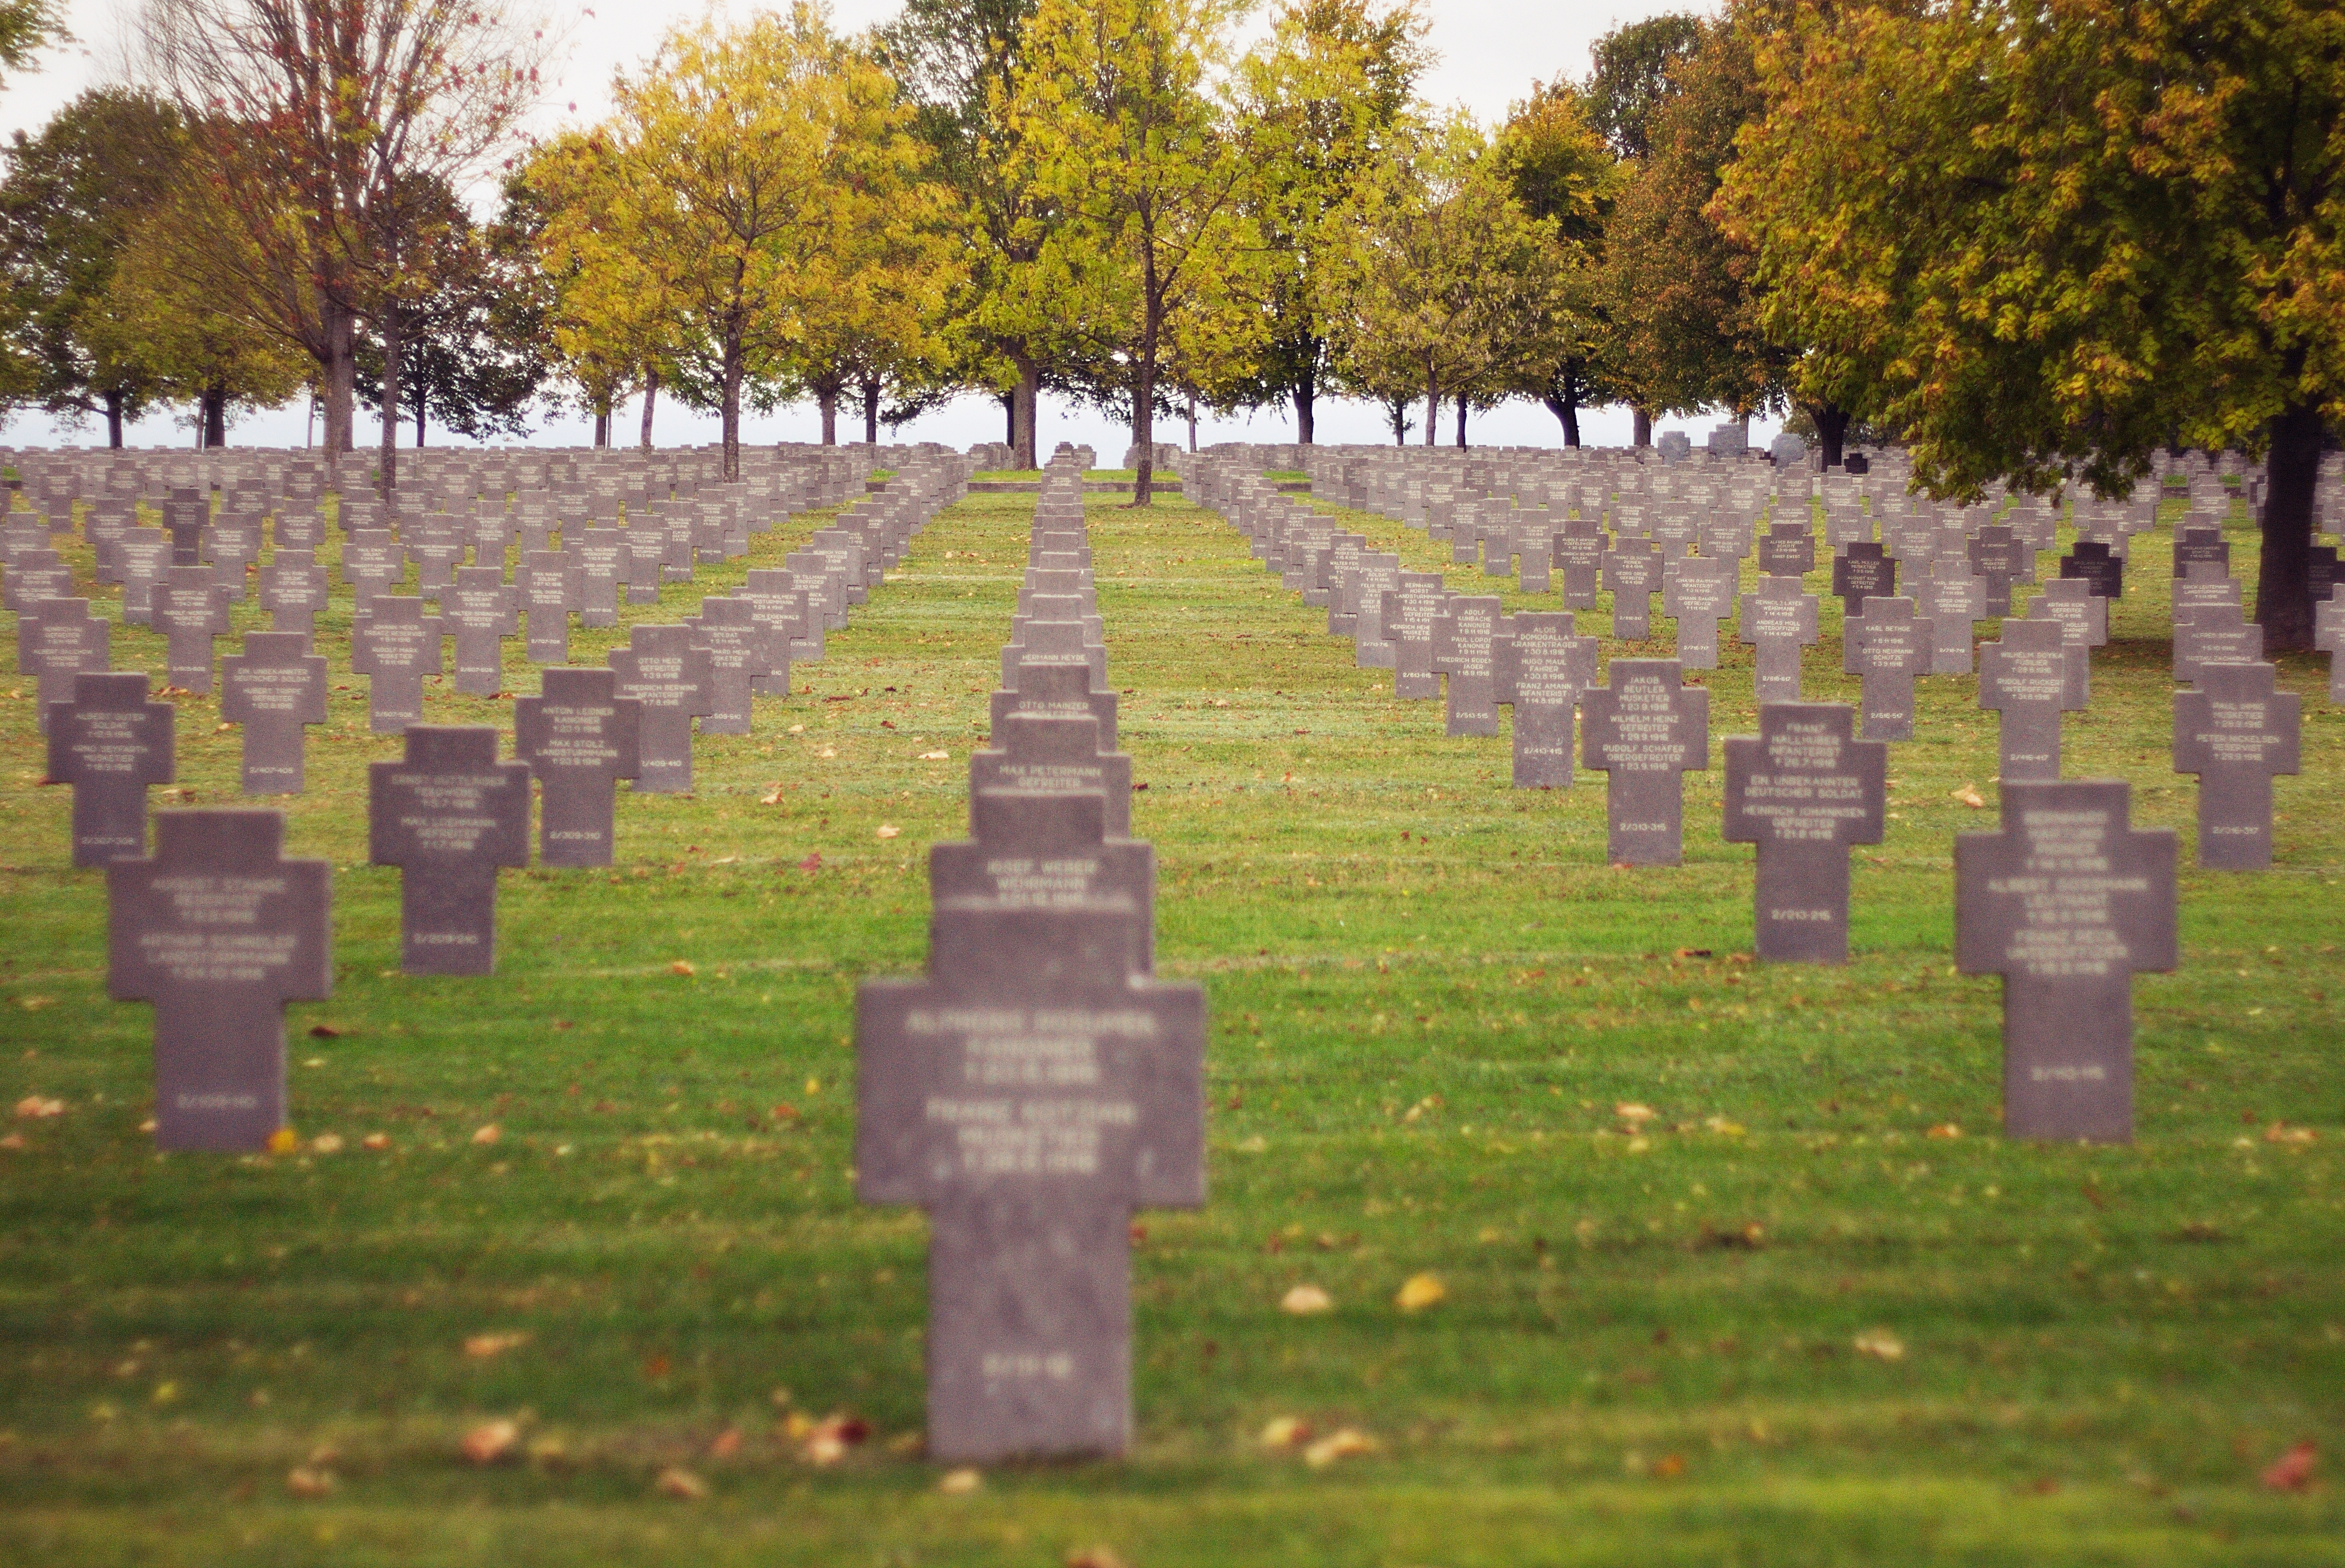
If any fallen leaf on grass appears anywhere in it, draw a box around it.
[817,747,837,759]
[18,996,53,1011]
[307,1023,347,1039]
[919,750,949,761]
[797,852,822,872]
[938,1467,981,1493]
[1651,1453,1688,1479]
[1066,1549,1130,1568]
[266,1127,300,1154]
[2262,1442,2317,1491]
[655,1466,708,1500]
[1927,1123,1963,1140]
[0,1133,24,1150]
[1394,1273,1445,1313]
[1303,1428,1380,1467]
[876,823,901,840]
[1853,1328,1906,1361]
[464,1332,529,1360]
[462,1419,520,1465]
[803,1413,869,1466]
[1952,783,1987,809]
[1615,1102,1656,1126]
[284,1466,336,1497]
[310,1134,343,1155]
[13,1096,63,1119]
[670,960,696,977]
[471,1124,501,1146]
[1280,1284,1334,1315]
[2264,1123,2317,1144]
[362,1132,392,1151]
[707,1428,742,1459]
[1261,1416,1314,1449]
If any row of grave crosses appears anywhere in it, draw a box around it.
[857,455,1206,1467]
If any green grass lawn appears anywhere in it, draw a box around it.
[1,477,2340,1566]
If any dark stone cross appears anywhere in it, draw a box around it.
[1722,702,1886,963]
[1551,519,1605,609]
[1846,596,1932,741]
[2318,597,2345,704]
[108,810,331,1150]
[1978,617,2084,782]
[342,530,404,618]
[1378,574,1448,699]
[161,487,207,565]
[740,570,813,690]
[685,595,782,734]
[152,565,232,694]
[515,667,642,866]
[220,632,328,795]
[1955,779,2176,1142]
[23,598,109,730]
[2171,525,2229,578]
[992,659,1119,750]
[1429,595,1504,736]
[518,549,579,665]
[573,527,625,628]
[1914,557,1983,674]
[1662,556,1737,669]
[1603,537,1663,640]
[625,523,666,605]
[1831,541,1896,620]
[1580,658,1710,866]
[1966,524,2030,616]
[444,566,518,697]
[1492,611,1597,788]
[608,624,716,793]
[855,908,1205,1462]
[369,725,532,975]
[2172,661,2299,870]
[117,532,170,626]
[1758,521,1815,579]
[46,671,173,865]
[405,526,466,601]
[2059,540,2124,599]
[2172,603,2263,687]
[5,546,72,611]
[350,596,445,733]
[1739,576,1819,703]
[971,711,1133,838]
[259,548,328,645]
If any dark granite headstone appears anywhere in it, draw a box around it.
[1429,596,1504,736]
[369,726,531,974]
[1493,612,1597,788]
[152,565,232,693]
[1831,542,1895,619]
[161,487,206,564]
[1978,617,2082,782]
[46,671,172,865]
[1580,658,1709,866]
[1955,779,2176,1142]
[608,624,716,793]
[1378,574,1447,699]
[1739,575,1819,703]
[514,667,642,866]
[350,596,444,733]
[5,546,72,611]
[2171,525,2229,578]
[992,660,1119,750]
[23,598,109,730]
[574,527,625,628]
[116,531,170,625]
[1758,521,1815,579]
[1847,596,1931,741]
[108,810,331,1150]
[219,632,328,794]
[1603,537,1663,640]
[2060,540,2123,599]
[930,786,1154,974]
[2172,661,2299,869]
[685,595,782,735]
[1722,702,1886,962]
[444,565,518,697]
[1966,525,2028,615]
[342,529,403,617]
[855,908,1205,1462]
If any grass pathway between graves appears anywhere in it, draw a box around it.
[1,480,2342,1565]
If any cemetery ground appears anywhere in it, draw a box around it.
[2,479,2343,1566]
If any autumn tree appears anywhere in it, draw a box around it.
[1495,79,1621,445]
[0,0,64,93]
[1725,0,2345,648]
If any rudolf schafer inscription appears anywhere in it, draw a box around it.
[856,909,1205,1463]
[514,668,643,866]
[1722,703,1886,963]
[1580,658,1710,866]
[108,810,331,1150]
[47,671,173,865]
[1955,779,2177,1142]
[369,726,532,975]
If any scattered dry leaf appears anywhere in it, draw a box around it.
[802,1413,869,1466]
[670,960,696,977]
[1953,784,1987,809]
[1260,1416,1313,1449]
[14,1096,63,1119]
[2262,1442,2317,1491]
[464,1332,529,1360]
[470,1124,501,1147]
[284,1466,336,1497]
[1303,1428,1380,1467]
[363,1132,392,1151]
[938,1466,982,1493]
[876,823,901,840]
[1066,1546,1130,1568]
[817,747,837,759]
[2265,1123,2318,1145]
[655,1466,708,1500]
[310,1133,344,1155]
[1615,1102,1656,1125]
[266,1127,299,1154]
[1927,1123,1962,1140]
[1651,1452,1689,1479]
[1853,1328,1906,1361]
[0,1133,24,1150]
[1394,1273,1446,1313]
[1280,1284,1334,1315]
[307,1023,346,1039]
[707,1428,742,1459]
[797,852,823,872]
[462,1419,520,1465]
[18,996,53,1011]
[919,750,949,761]
[761,786,787,805]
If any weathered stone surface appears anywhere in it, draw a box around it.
[1723,703,1886,964]
[2172,661,2299,870]
[219,632,328,795]
[46,671,172,865]
[369,726,531,975]
[514,668,642,867]
[1580,659,1709,866]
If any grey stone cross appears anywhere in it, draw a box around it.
[1492,611,1597,788]
[1580,658,1709,865]
[46,670,173,865]
[220,632,328,794]
[514,667,642,866]
[2172,661,2299,869]
[1723,702,1886,962]
[369,725,532,974]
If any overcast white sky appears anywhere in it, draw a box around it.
[0,0,1759,456]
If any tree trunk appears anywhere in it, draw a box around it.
[862,374,881,445]
[1807,403,1850,469]
[720,334,743,482]
[1455,397,1467,449]
[1185,394,1197,453]
[1013,353,1040,471]
[205,384,228,448]
[105,390,125,449]
[1133,304,1158,507]
[1543,391,1582,448]
[1001,388,1016,448]
[593,405,608,449]
[818,386,838,446]
[324,300,356,462]
[1633,406,1653,448]
[415,398,425,447]
[2257,395,2325,652]
[1293,362,1316,444]
[378,308,402,497]
[1423,363,1439,448]
[640,364,659,450]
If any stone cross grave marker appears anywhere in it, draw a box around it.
[740,570,812,692]
[1758,521,1815,579]
[1966,524,2030,615]
[1580,658,1710,865]
[515,667,642,866]
[2173,561,2240,627]
[342,530,403,617]
[2318,597,2345,704]
[855,907,1205,1463]
[1663,556,1737,669]
[574,527,625,627]
[685,595,781,735]
[351,596,445,734]
[161,487,205,565]
[2060,540,2124,599]
[992,659,1120,752]
[1380,574,1448,699]
[625,523,665,604]
[23,598,109,730]
[117,531,170,626]
[1722,702,1886,963]
[608,624,716,793]
[970,710,1133,837]
[2172,525,2229,578]
[1493,611,1597,788]
[518,549,579,665]
[6,546,71,611]
[1978,617,2083,782]
[1604,537,1664,640]
[2172,603,2263,687]
[1955,779,2176,1142]
[259,548,328,645]
[220,632,328,795]
[1740,575,1820,704]
[407,524,465,601]
[108,810,331,1150]
[1552,520,1604,610]
[445,565,518,697]
[2172,661,2299,869]
[1429,595,1504,735]
[46,671,172,865]
[205,518,257,601]
[1832,541,1896,620]
[369,726,531,974]
[153,564,232,694]
[931,778,1154,975]
[1847,596,1931,741]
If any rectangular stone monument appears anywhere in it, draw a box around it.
[1492,612,1597,788]
[517,549,579,665]
[608,625,716,793]
[219,632,329,795]
[444,565,518,697]
[46,672,172,865]
[1915,558,1984,674]
[153,565,232,694]
[350,596,445,733]
[1955,779,2176,1142]
[2172,525,2229,577]
[108,810,331,1150]
[1758,521,1815,579]
[1978,617,2083,782]
[1722,702,1886,962]
[1739,575,1819,703]
[515,667,642,866]
[6,547,72,611]
[1847,596,1931,741]
[2060,540,2124,599]
[1429,596,1504,736]
[574,527,625,628]
[1831,542,1896,618]
[1662,556,1737,669]
[2172,661,2299,869]
[23,598,109,730]
[116,531,170,625]
[369,726,532,974]
[1580,658,1710,866]
[1604,538,1663,639]
[992,660,1120,752]
[685,596,781,735]
[342,530,403,615]
[970,710,1133,837]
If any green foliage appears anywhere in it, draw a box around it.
[0,0,63,86]
[1584,12,1704,161]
